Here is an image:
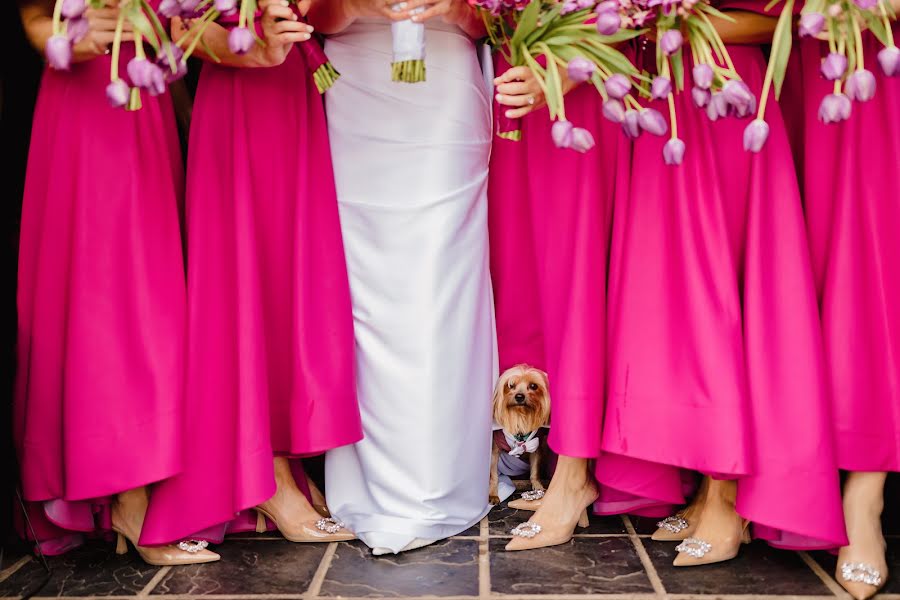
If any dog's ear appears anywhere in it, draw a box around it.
[537,369,550,393]
[493,369,513,407]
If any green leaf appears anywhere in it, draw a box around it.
[537,42,565,119]
[510,0,542,49]
[859,8,891,47]
[770,0,795,98]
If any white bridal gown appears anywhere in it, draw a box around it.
[323,18,497,553]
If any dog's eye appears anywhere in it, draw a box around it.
[508,380,516,389]
[528,383,539,391]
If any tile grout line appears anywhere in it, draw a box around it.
[623,515,667,598]
[0,555,32,584]
[138,565,172,597]
[479,515,491,598]
[306,542,338,597]
[797,551,849,598]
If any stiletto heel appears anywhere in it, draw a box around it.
[577,509,590,529]
[253,506,355,543]
[256,511,268,533]
[115,533,128,555]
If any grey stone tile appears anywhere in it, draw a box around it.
[151,540,325,595]
[319,539,479,597]
[489,537,653,595]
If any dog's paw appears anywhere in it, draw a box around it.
[489,495,500,505]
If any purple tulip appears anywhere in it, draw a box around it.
[561,0,580,14]
[228,27,254,55]
[638,108,668,136]
[706,92,730,120]
[622,109,641,138]
[61,0,86,19]
[853,0,877,8]
[66,17,89,43]
[878,46,900,76]
[602,99,626,123]
[818,93,852,123]
[692,63,713,89]
[106,79,130,108]
[595,0,618,11]
[845,69,876,101]
[604,73,631,99]
[127,58,151,87]
[179,0,202,14]
[651,76,672,100]
[567,57,596,83]
[157,42,187,82]
[660,29,683,56]
[595,10,621,35]
[798,12,825,38]
[576,0,596,9]
[46,34,72,70]
[722,79,755,117]
[215,0,237,14]
[663,138,686,165]
[159,0,182,17]
[571,127,596,152]
[742,119,769,152]
[692,86,711,108]
[821,52,848,80]
[551,120,575,148]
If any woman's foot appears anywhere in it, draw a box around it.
[256,458,355,543]
[506,456,597,551]
[112,487,221,566]
[653,477,710,541]
[673,479,749,567]
[836,472,889,600]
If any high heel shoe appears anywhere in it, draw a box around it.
[505,485,597,552]
[673,519,750,567]
[254,504,355,543]
[112,525,220,566]
[652,477,709,541]
[508,489,545,511]
[836,472,890,600]
[837,560,887,600]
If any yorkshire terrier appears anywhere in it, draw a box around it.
[489,365,551,505]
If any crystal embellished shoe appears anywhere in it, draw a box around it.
[254,506,355,543]
[838,560,888,600]
[112,526,220,566]
[672,520,750,567]
[505,508,590,551]
[652,478,710,542]
[508,489,546,511]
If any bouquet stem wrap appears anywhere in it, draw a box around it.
[299,35,340,93]
[391,5,426,82]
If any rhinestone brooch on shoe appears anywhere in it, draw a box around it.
[315,518,346,534]
[521,489,545,502]
[841,562,883,587]
[657,515,689,533]
[510,522,542,538]
[675,537,712,559]
[177,540,209,554]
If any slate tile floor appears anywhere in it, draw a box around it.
[4,500,900,600]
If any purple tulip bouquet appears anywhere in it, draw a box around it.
[594,0,755,164]
[46,0,186,110]
[470,0,641,150]
[746,0,898,151]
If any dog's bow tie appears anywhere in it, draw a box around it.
[504,430,539,457]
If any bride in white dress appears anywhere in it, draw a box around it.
[309,0,497,554]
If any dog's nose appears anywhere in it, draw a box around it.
[514,393,526,404]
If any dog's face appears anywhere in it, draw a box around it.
[492,365,550,436]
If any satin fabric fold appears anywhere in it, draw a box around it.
[594,39,847,550]
[14,48,186,552]
[141,48,362,545]
[323,19,496,553]
[782,29,900,474]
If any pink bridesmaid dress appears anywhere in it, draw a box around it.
[489,69,624,459]
[784,26,900,474]
[593,6,846,549]
[14,51,186,553]
[140,44,363,544]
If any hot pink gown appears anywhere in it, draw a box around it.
[140,47,362,544]
[593,13,846,549]
[489,73,624,458]
[15,51,186,554]
[784,27,900,474]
